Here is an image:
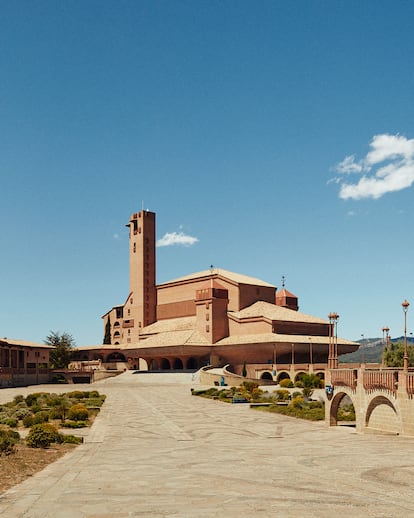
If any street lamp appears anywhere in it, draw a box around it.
[309,337,313,367]
[382,326,390,367]
[328,312,339,368]
[402,300,410,371]
[361,333,366,365]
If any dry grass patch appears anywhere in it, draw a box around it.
[0,443,76,494]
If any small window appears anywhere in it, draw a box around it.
[206,325,210,333]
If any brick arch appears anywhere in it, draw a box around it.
[294,371,307,383]
[186,357,198,369]
[160,358,171,370]
[173,358,183,370]
[315,371,325,381]
[329,389,356,426]
[365,394,400,433]
[149,359,159,370]
[260,371,273,380]
[276,371,290,383]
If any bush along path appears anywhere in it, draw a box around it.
[0,390,106,494]
[192,380,326,421]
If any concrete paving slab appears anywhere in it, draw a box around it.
[1,371,414,517]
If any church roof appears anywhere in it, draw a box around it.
[140,316,196,335]
[158,268,275,288]
[230,301,326,324]
[125,329,211,349]
[215,332,358,347]
[276,287,297,299]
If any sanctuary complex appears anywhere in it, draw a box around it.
[72,209,358,379]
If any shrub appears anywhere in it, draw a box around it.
[60,421,88,428]
[292,391,302,398]
[33,411,50,424]
[241,381,259,394]
[13,395,25,404]
[0,427,20,455]
[2,418,18,428]
[67,404,89,422]
[26,423,62,448]
[279,379,293,388]
[251,387,264,400]
[337,404,356,421]
[218,390,232,401]
[83,396,106,408]
[274,389,290,401]
[61,434,83,444]
[290,396,305,408]
[66,390,87,399]
[23,415,34,428]
[25,393,46,407]
[48,396,71,421]
[14,407,32,420]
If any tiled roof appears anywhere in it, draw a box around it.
[0,338,54,349]
[230,301,327,324]
[276,288,297,298]
[140,317,196,335]
[215,333,358,346]
[125,329,211,349]
[159,268,275,288]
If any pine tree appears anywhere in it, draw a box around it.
[103,316,111,344]
[45,331,75,369]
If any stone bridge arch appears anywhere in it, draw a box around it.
[329,388,356,426]
[365,392,401,434]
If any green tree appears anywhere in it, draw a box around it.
[242,361,247,377]
[103,316,111,344]
[45,331,75,369]
[382,341,414,367]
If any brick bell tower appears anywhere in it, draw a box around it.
[127,210,157,338]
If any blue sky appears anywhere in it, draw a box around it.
[1,0,414,346]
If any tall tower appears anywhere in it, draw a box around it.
[127,210,157,337]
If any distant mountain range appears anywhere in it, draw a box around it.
[339,336,414,364]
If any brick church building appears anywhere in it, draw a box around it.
[73,209,358,376]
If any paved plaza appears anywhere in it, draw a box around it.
[1,371,414,517]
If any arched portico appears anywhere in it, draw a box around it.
[173,358,183,370]
[294,371,307,383]
[160,358,171,370]
[106,352,127,363]
[260,371,273,380]
[276,371,290,383]
[186,357,198,369]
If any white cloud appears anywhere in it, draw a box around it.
[156,231,199,247]
[332,134,414,200]
[335,155,364,174]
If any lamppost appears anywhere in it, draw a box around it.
[309,337,313,367]
[402,300,410,371]
[328,312,339,368]
[361,333,365,365]
[382,326,390,367]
